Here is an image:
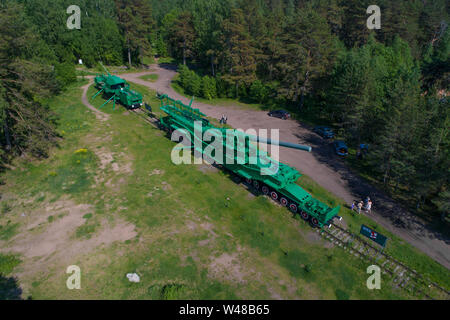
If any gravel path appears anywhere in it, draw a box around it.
[118,64,449,270]
[80,78,110,122]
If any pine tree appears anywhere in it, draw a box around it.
[0,4,59,162]
[220,8,258,98]
[168,11,196,65]
[115,0,154,67]
[276,7,337,109]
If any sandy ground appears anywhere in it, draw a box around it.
[115,64,449,270]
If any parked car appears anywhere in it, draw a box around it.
[356,143,369,159]
[334,140,348,156]
[268,109,290,120]
[313,126,335,139]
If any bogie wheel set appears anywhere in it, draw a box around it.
[244,178,320,227]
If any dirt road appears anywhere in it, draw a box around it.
[119,64,450,270]
[80,78,110,122]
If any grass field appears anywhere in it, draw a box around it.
[139,74,159,82]
[0,80,447,300]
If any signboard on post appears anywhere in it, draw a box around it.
[360,224,388,247]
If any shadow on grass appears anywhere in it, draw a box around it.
[0,275,24,300]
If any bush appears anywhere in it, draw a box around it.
[215,77,228,98]
[188,72,202,97]
[178,64,189,88]
[250,80,269,103]
[178,65,219,99]
[202,76,217,100]
[55,62,76,89]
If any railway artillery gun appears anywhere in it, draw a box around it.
[157,93,341,228]
[91,63,143,110]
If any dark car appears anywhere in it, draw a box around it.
[268,110,290,120]
[334,140,348,156]
[313,126,335,139]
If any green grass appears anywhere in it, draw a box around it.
[0,79,447,300]
[139,74,159,82]
[157,57,176,64]
[1,202,12,214]
[0,253,21,275]
[142,56,155,65]
[75,221,99,240]
[0,222,19,241]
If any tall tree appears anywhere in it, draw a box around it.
[276,8,336,109]
[220,8,258,98]
[0,4,59,162]
[168,11,196,65]
[115,0,154,67]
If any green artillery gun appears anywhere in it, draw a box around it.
[92,63,143,110]
[157,94,341,228]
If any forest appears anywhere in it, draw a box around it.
[0,0,448,219]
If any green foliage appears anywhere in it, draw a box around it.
[115,0,155,66]
[55,63,76,88]
[0,222,19,241]
[201,76,217,100]
[0,253,21,275]
[1,202,11,214]
[75,221,99,239]
[335,289,350,300]
[44,149,96,196]
[249,80,269,103]
[83,213,93,220]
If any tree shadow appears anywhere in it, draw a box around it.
[158,63,177,71]
[0,275,24,300]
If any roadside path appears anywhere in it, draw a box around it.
[80,77,110,122]
[119,64,450,270]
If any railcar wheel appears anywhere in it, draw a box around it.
[261,185,270,195]
[245,178,252,185]
[300,210,309,221]
[289,203,298,213]
[270,191,279,201]
[280,197,289,207]
[311,217,319,227]
[253,180,260,190]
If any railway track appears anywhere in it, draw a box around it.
[319,222,449,300]
[128,106,449,300]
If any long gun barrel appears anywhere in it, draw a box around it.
[100,62,111,76]
[248,135,312,153]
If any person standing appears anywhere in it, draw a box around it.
[367,200,372,214]
[351,201,356,211]
[357,201,363,214]
[223,114,228,124]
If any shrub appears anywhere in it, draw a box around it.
[250,80,269,103]
[201,76,217,100]
[188,72,202,97]
[55,62,76,89]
